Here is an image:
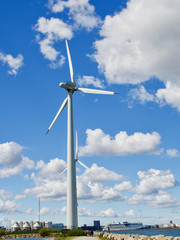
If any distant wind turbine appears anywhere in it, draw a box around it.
[46,40,117,229]
[59,131,89,177]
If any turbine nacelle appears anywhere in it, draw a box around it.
[59,81,76,91]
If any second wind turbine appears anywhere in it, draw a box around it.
[46,40,116,229]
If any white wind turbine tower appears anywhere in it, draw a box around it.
[46,40,117,229]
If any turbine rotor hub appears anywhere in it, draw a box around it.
[59,82,76,92]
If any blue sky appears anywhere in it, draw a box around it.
[0,0,180,228]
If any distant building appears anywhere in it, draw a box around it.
[33,221,41,230]
[94,221,101,230]
[45,222,53,229]
[12,222,20,232]
[11,220,64,232]
[81,220,101,231]
[23,222,31,231]
[52,223,64,230]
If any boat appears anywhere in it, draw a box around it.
[103,221,143,232]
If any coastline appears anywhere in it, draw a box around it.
[0,233,57,239]
[94,231,180,240]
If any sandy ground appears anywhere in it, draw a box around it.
[72,236,99,240]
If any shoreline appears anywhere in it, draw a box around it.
[0,233,57,239]
[105,227,180,233]
[94,232,180,240]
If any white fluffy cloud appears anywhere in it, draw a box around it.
[156,82,180,112]
[37,158,67,180]
[135,169,176,195]
[25,160,124,202]
[40,206,66,216]
[48,0,101,31]
[79,129,161,156]
[166,149,179,158]
[129,85,155,106]
[93,0,180,86]
[24,158,67,200]
[0,142,23,166]
[129,190,179,208]
[79,163,123,183]
[0,190,12,200]
[23,156,179,209]
[35,17,73,65]
[0,142,34,178]
[114,181,133,192]
[0,199,18,214]
[0,52,23,75]
[77,76,104,89]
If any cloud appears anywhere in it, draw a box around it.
[93,0,180,87]
[34,17,73,65]
[79,163,123,183]
[135,169,176,195]
[77,164,124,202]
[40,206,67,216]
[79,129,161,156]
[128,85,155,106]
[0,142,34,178]
[0,190,12,200]
[48,0,101,31]
[129,190,179,208]
[37,158,67,180]
[14,195,26,201]
[24,158,67,201]
[125,209,135,217]
[0,52,23,75]
[77,76,105,89]
[25,208,33,214]
[156,82,180,112]
[114,181,133,192]
[0,199,19,214]
[0,142,23,166]
[166,149,179,158]
[0,216,11,228]
[24,159,125,203]
[128,169,180,208]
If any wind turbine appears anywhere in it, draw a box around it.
[59,132,89,177]
[46,40,116,229]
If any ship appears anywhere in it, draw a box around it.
[102,221,143,232]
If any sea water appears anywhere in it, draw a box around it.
[110,228,180,237]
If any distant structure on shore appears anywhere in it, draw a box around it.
[81,220,101,231]
[11,221,64,232]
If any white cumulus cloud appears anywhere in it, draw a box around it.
[0,199,19,214]
[156,82,180,112]
[93,0,180,86]
[166,149,179,158]
[129,85,155,106]
[114,181,133,192]
[79,163,123,183]
[0,142,34,178]
[135,169,176,195]
[48,0,101,31]
[0,52,23,75]
[34,17,73,65]
[77,75,105,89]
[79,129,161,156]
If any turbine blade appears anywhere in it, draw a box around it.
[77,88,117,95]
[77,160,89,169]
[75,131,78,160]
[46,97,68,134]
[60,168,67,176]
[65,40,74,83]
